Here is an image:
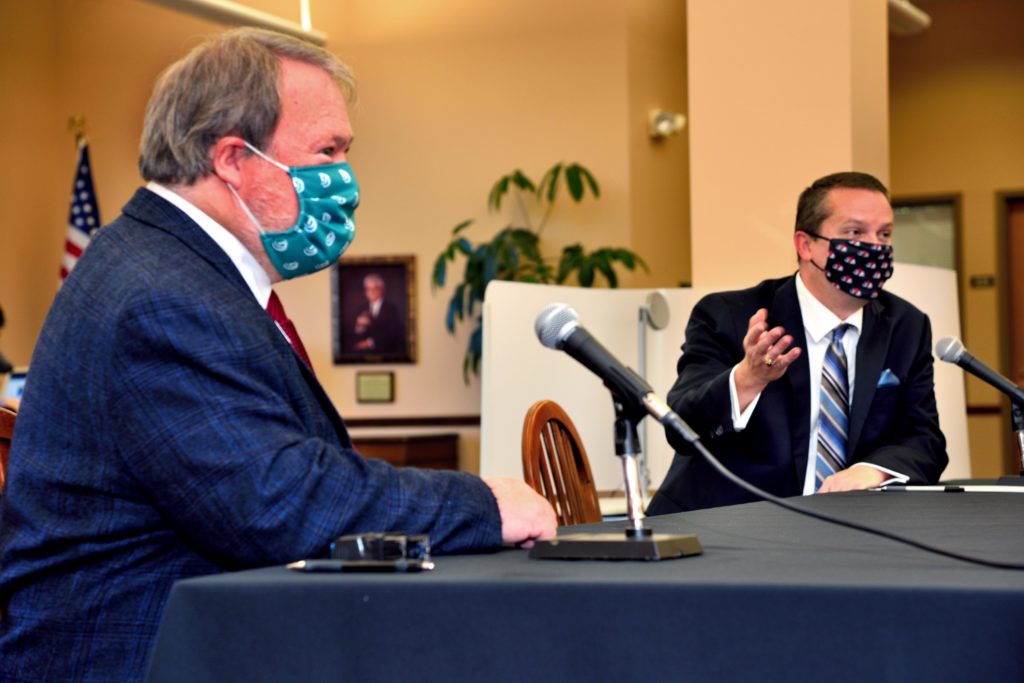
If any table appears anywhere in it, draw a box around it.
[145,491,1024,683]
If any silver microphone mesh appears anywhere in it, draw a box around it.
[935,336,964,363]
[535,303,580,349]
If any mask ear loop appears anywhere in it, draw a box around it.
[225,141,291,235]
[225,182,268,236]
[242,141,290,173]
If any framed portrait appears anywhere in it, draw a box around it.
[332,255,417,364]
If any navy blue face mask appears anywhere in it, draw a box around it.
[805,233,894,300]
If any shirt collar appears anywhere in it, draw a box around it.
[147,182,272,307]
[795,271,863,344]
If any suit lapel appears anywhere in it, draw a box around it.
[122,188,252,297]
[848,298,890,455]
[771,276,811,483]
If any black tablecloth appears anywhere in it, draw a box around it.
[145,491,1024,683]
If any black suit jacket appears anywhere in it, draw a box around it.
[648,275,947,513]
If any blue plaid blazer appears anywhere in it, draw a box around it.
[0,189,502,682]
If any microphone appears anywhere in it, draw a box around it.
[535,303,654,406]
[534,303,697,442]
[935,336,1024,405]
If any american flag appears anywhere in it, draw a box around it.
[61,140,101,281]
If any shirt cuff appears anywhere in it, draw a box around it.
[729,365,761,431]
[851,462,909,486]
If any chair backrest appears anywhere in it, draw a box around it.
[521,399,601,526]
[0,406,15,492]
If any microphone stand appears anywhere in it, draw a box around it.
[614,398,650,537]
[999,401,1024,483]
[1014,403,1024,477]
[529,395,703,561]
[990,394,1024,484]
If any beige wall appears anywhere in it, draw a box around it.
[890,0,1024,476]
[1,1,63,367]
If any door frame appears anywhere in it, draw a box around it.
[996,189,1024,473]
[891,192,964,333]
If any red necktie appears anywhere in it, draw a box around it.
[266,290,314,373]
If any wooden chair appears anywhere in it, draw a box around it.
[521,400,601,526]
[0,406,15,492]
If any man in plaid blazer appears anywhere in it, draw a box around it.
[0,28,554,682]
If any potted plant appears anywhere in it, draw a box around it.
[432,162,648,380]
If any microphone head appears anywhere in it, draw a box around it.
[935,336,964,363]
[535,303,580,350]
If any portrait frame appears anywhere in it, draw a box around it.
[332,255,417,364]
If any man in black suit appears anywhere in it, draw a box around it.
[648,171,947,513]
[351,273,404,353]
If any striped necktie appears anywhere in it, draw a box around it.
[266,290,314,373]
[815,324,850,491]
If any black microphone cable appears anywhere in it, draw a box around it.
[662,412,1024,571]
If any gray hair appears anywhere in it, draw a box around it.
[139,28,355,185]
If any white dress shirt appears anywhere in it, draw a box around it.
[727,272,907,494]
[146,182,273,307]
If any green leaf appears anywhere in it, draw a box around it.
[445,291,461,333]
[629,251,650,273]
[482,250,499,284]
[510,169,536,193]
[508,228,542,263]
[470,325,483,370]
[453,283,467,320]
[488,176,511,212]
[452,218,474,235]
[593,251,617,288]
[432,254,447,288]
[565,164,584,201]
[614,249,635,269]
[463,322,484,384]
[578,165,600,199]
[556,244,583,283]
[538,163,563,204]
[502,241,520,276]
[578,261,594,287]
[456,237,472,255]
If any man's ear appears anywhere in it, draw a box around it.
[793,230,814,263]
[210,136,248,189]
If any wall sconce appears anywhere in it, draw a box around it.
[649,109,686,140]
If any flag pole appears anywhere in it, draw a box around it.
[67,115,86,146]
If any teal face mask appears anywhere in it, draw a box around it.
[230,142,359,279]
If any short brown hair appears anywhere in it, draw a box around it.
[794,171,889,234]
[139,28,355,185]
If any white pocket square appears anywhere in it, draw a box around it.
[877,369,900,388]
